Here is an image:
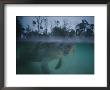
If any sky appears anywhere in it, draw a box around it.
[18,16,94,33]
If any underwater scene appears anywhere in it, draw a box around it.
[16,16,94,74]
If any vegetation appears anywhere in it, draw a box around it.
[16,16,94,40]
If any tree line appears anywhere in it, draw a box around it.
[16,16,94,40]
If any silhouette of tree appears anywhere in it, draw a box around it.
[16,16,24,39]
[75,19,94,37]
[33,16,48,36]
[69,29,75,37]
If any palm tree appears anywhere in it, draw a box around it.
[75,19,89,36]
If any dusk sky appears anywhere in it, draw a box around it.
[19,16,94,33]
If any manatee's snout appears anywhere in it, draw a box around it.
[63,44,73,55]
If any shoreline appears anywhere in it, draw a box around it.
[17,37,94,43]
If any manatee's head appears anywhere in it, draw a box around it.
[53,43,74,70]
[62,44,74,56]
[43,43,74,61]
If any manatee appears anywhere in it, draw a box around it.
[16,41,74,74]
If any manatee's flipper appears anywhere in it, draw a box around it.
[55,58,62,70]
[41,60,50,74]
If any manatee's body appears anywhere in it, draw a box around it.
[16,41,74,74]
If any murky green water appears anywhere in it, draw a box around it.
[16,42,94,74]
